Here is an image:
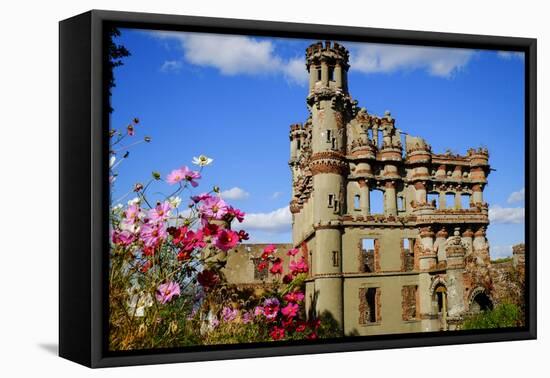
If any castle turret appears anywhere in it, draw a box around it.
[305,41,352,329]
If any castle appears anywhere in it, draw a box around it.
[225,41,524,335]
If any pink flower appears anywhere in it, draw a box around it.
[155,281,180,304]
[214,229,239,251]
[289,258,308,274]
[281,303,299,319]
[253,306,264,317]
[270,258,283,275]
[180,166,201,187]
[112,230,135,246]
[261,244,276,259]
[287,248,299,256]
[124,204,142,224]
[263,298,280,320]
[166,168,185,185]
[148,201,171,224]
[140,222,167,248]
[284,291,305,303]
[241,311,253,324]
[221,306,238,322]
[200,196,228,220]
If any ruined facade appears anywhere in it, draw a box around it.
[288,41,496,335]
[224,41,525,336]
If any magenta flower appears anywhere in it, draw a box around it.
[221,306,238,322]
[155,281,180,304]
[148,201,171,224]
[140,222,167,248]
[281,303,299,319]
[284,291,305,303]
[270,258,283,275]
[290,258,308,274]
[226,206,245,223]
[181,166,201,187]
[166,168,185,185]
[200,196,229,220]
[111,230,135,246]
[263,298,280,320]
[214,229,239,252]
[191,193,212,203]
[287,248,299,256]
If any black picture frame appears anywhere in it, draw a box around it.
[59,9,537,368]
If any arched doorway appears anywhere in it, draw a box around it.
[433,284,448,331]
[469,290,493,313]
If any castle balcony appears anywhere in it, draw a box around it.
[377,147,403,162]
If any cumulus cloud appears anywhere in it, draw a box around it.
[239,206,291,233]
[152,31,307,84]
[497,51,525,60]
[489,205,525,224]
[349,43,474,78]
[507,188,525,204]
[220,187,249,200]
[491,245,513,259]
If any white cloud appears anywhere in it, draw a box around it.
[239,206,291,233]
[491,245,513,259]
[220,187,249,200]
[152,31,307,84]
[160,60,182,73]
[507,188,525,204]
[271,191,282,199]
[497,51,525,60]
[489,205,525,224]
[349,43,474,78]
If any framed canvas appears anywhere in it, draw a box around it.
[59,9,537,368]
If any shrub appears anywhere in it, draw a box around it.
[462,303,523,330]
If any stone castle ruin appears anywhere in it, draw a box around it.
[224,41,525,335]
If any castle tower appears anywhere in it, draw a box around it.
[304,41,352,329]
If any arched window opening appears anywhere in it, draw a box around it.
[446,193,456,209]
[427,193,439,208]
[461,194,471,209]
[370,189,384,214]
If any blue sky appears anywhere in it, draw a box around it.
[110,28,525,258]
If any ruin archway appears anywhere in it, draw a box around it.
[469,288,493,313]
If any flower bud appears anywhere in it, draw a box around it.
[152,171,161,180]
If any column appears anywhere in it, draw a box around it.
[385,181,397,216]
[439,191,446,209]
[359,179,370,216]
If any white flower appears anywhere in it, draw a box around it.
[112,203,123,213]
[109,155,116,168]
[127,197,141,206]
[168,196,182,209]
[192,155,213,167]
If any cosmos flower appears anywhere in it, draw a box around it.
[148,201,171,224]
[168,196,182,208]
[270,258,283,275]
[263,298,280,320]
[197,269,220,290]
[140,222,167,248]
[200,196,229,220]
[226,206,245,223]
[284,291,305,303]
[241,311,253,324]
[289,258,308,274]
[166,168,185,185]
[281,303,299,319]
[181,166,201,187]
[192,155,213,167]
[111,230,135,246]
[261,244,276,259]
[214,229,239,251]
[287,248,300,256]
[155,281,180,304]
[221,306,238,322]
[269,326,285,341]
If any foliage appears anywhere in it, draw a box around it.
[462,303,523,330]
[107,26,131,113]
[491,257,512,264]
[108,124,333,350]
